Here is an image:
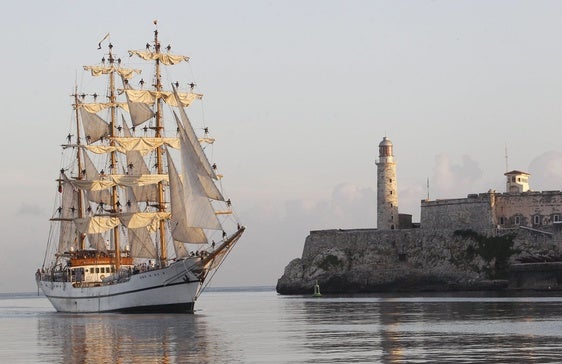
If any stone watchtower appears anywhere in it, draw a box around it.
[376,137,399,230]
[504,170,530,193]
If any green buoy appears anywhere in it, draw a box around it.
[313,281,322,297]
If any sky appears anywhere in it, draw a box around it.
[3,1,562,292]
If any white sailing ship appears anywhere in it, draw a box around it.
[36,25,245,313]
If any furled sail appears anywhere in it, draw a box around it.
[128,50,190,65]
[84,65,141,80]
[83,137,180,155]
[123,89,202,108]
[70,174,168,191]
[73,212,170,234]
[79,102,129,114]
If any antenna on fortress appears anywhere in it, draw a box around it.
[426,177,430,201]
[505,144,509,172]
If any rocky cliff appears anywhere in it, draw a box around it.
[276,227,562,294]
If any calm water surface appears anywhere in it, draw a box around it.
[1,289,562,363]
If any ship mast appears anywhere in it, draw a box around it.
[107,43,121,270]
[153,26,167,267]
[73,85,86,250]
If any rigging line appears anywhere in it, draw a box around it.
[43,223,56,269]
[197,241,236,299]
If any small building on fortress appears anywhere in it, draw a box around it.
[420,171,562,231]
[276,137,562,294]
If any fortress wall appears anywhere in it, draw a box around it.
[495,191,562,227]
[420,193,494,230]
[302,228,423,267]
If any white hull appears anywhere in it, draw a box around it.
[40,259,201,313]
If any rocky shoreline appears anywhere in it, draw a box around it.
[276,227,562,295]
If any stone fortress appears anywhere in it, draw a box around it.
[277,137,562,294]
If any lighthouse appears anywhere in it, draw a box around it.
[376,137,399,230]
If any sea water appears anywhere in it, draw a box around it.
[1,288,562,363]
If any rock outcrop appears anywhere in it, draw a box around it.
[276,227,562,294]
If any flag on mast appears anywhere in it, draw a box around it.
[97,33,110,49]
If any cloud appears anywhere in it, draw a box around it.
[432,153,483,198]
[529,151,562,191]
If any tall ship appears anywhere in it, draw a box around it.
[36,25,245,313]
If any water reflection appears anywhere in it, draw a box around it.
[284,294,562,363]
[36,312,234,363]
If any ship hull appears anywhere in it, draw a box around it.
[40,260,201,313]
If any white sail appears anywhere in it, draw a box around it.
[172,84,219,181]
[174,111,224,201]
[122,79,155,126]
[124,187,157,258]
[78,103,110,144]
[167,150,210,244]
[173,239,190,259]
[119,212,171,231]
[87,233,107,251]
[81,149,111,205]
[128,228,157,258]
[57,174,79,253]
[122,121,159,202]
[74,216,120,234]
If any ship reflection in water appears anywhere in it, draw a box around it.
[36,313,236,363]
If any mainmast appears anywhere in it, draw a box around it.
[152,25,167,267]
[107,42,121,270]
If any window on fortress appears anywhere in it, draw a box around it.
[514,216,520,225]
[533,215,540,225]
[389,179,392,183]
[390,191,393,195]
[554,215,560,222]
[499,217,505,225]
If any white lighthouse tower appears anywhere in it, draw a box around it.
[376,137,399,230]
